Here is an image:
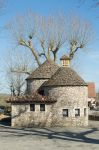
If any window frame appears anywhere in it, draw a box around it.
[62,109,68,117]
[30,104,35,111]
[40,104,45,111]
[75,109,80,117]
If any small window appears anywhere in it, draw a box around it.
[62,109,68,117]
[30,104,35,111]
[38,90,45,96]
[75,109,80,117]
[84,108,87,116]
[40,104,45,111]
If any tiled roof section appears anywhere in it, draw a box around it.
[7,93,57,104]
[26,59,59,79]
[88,82,96,98]
[43,67,87,87]
[60,55,70,60]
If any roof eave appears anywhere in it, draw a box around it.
[7,100,57,104]
[43,84,88,87]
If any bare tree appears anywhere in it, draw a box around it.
[6,49,34,96]
[66,15,93,60]
[6,11,67,65]
[37,14,66,61]
[7,72,25,96]
[6,11,93,66]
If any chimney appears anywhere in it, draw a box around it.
[60,55,70,67]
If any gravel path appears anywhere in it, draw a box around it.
[0,121,99,150]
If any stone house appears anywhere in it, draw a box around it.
[8,55,88,127]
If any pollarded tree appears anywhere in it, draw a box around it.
[66,15,93,60]
[6,11,67,65]
[6,11,93,67]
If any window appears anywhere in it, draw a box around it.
[62,109,68,117]
[40,104,45,111]
[84,108,87,116]
[75,109,80,117]
[38,90,44,96]
[30,104,35,111]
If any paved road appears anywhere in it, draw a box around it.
[0,121,99,150]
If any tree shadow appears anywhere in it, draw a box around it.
[0,126,99,144]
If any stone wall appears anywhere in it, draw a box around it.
[44,86,88,127]
[26,79,47,94]
[11,103,53,127]
[11,86,88,127]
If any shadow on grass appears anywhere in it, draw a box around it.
[0,125,99,144]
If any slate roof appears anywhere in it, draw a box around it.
[43,67,87,87]
[26,59,59,80]
[7,93,57,104]
[88,82,96,98]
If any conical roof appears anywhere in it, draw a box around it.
[43,67,87,86]
[26,59,59,80]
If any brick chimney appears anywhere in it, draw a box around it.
[60,55,70,67]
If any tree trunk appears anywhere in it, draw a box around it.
[53,51,57,62]
[30,47,41,66]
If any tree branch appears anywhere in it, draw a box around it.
[10,70,31,75]
[19,38,41,66]
[69,46,81,60]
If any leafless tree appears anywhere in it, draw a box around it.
[6,49,34,96]
[66,15,93,60]
[7,72,25,96]
[6,11,67,65]
[6,11,93,67]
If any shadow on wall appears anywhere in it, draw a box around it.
[0,126,99,145]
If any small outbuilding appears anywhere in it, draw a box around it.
[8,55,88,127]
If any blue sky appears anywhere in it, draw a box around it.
[0,0,99,93]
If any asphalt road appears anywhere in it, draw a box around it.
[0,121,99,150]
